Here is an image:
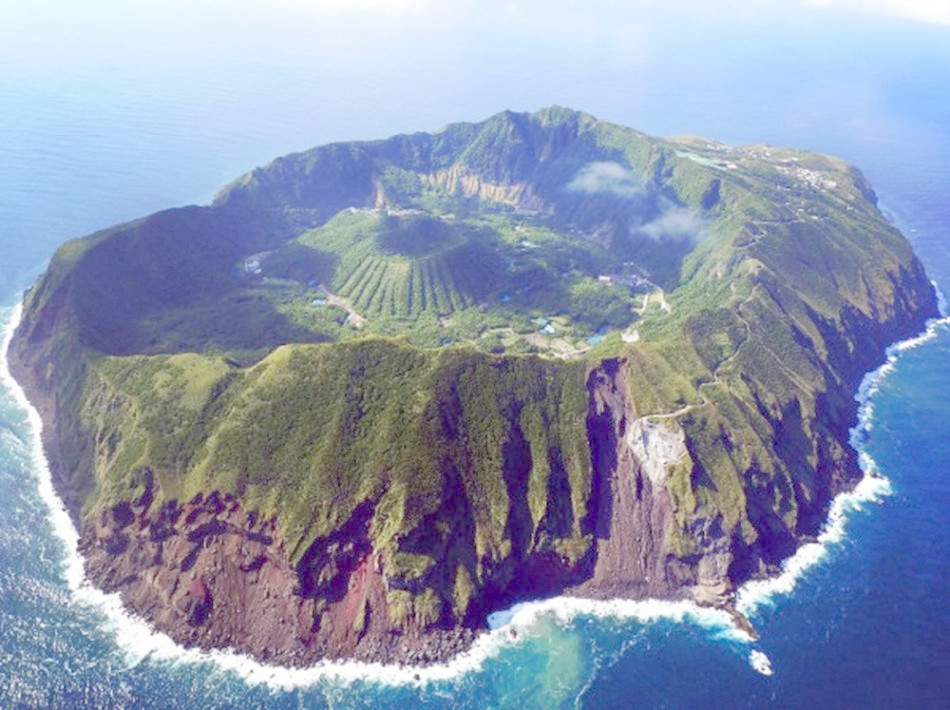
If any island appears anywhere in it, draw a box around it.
[9,107,938,666]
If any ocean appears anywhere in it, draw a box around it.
[0,4,948,707]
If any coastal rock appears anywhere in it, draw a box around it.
[81,486,476,666]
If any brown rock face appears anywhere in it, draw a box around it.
[81,481,474,667]
[570,359,687,601]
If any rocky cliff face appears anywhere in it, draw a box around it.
[83,481,477,666]
[570,360,689,600]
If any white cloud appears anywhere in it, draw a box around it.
[568,162,643,196]
[640,206,706,242]
[259,0,436,15]
[502,0,950,27]
[804,0,950,25]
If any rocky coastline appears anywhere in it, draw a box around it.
[7,108,941,668]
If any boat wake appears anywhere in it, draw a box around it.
[749,649,772,676]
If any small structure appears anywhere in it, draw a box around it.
[244,257,262,275]
[311,297,328,306]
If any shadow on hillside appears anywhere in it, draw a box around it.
[70,205,332,359]
[126,288,333,359]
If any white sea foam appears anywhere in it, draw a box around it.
[486,595,740,639]
[935,282,948,318]
[2,300,947,690]
[737,312,949,615]
[735,472,892,613]
[0,304,85,594]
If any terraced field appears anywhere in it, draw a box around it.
[296,211,507,318]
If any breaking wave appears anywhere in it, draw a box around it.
[737,309,950,615]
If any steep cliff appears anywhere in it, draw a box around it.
[9,107,938,665]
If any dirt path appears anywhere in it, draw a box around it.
[323,291,367,328]
[637,288,673,316]
[645,285,759,423]
[525,333,589,359]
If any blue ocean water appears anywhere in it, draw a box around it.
[1,5,949,707]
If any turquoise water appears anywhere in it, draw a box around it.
[1,5,948,707]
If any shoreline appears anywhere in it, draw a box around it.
[3,302,947,687]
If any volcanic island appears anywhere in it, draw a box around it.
[9,108,938,666]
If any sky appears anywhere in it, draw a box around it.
[3,0,949,77]
[3,1,947,160]
[1,0,947,266]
